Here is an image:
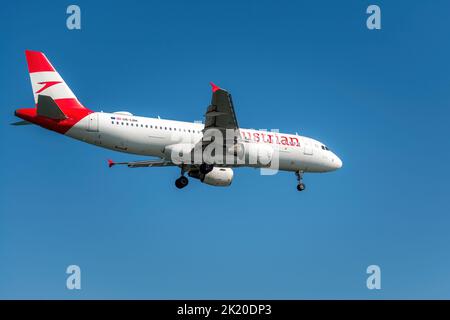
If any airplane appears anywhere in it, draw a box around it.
[13,50,342,191]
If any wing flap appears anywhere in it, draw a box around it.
[108,159,175,168]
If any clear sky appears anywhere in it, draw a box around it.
[1,0,449,299]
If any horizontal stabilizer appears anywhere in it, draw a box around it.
[11,120,31,126]
[36,94,67,120]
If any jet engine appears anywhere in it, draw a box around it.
[189,167,234,187]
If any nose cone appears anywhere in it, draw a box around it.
[335,156,343,169]
[330,154,343,171]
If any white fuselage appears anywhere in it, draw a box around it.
[65,112,342,173]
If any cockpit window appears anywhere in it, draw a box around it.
[322,145,331,151]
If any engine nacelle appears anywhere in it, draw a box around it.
[189,167,233,187]
[202,167,233,186]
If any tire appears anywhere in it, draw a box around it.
[175,176,188,189]
[297,183,305,191]
[179,176,189,187]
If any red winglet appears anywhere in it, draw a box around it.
[210,82,220,92]
[108,159,115,168]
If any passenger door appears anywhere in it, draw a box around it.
[303,140,313,155]
[87,113,99,132]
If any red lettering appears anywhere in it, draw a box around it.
[289,137,299,146]
[260,132,266,143]
[241,131,251,140]
[274,134,280,144]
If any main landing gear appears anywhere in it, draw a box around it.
[175,164,213,189]
[199,163,214,174]
[296,171,306,192]
[175,167,189,189]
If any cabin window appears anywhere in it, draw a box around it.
[111,121,114,124]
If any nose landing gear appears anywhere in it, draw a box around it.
[296,171,306,192]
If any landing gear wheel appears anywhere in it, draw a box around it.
[199,163,214,174]
[295,171,305,192]
[175,176,189,189]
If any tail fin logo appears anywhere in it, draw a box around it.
[35,81,62,94]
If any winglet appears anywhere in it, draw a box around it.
[108,159,115,168]
[210,82,220,93]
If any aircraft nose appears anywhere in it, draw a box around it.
[335,156,343,169]
[330,154,343,170]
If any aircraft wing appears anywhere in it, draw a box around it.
[196,83,241,158]
[111,83,243,169]
[108,159,176,168]
[204,82,240,132]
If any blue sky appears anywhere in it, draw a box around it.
[1,0,449,299]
